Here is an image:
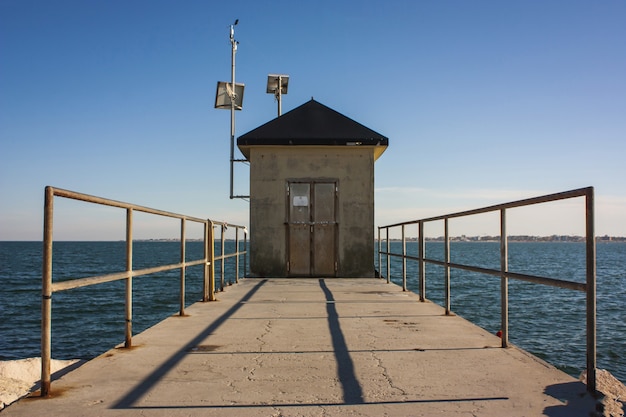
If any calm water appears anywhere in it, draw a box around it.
[0,241,624,383]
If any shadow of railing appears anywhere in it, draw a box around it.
[112,279,267,409]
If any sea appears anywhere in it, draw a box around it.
[0,240,624,383]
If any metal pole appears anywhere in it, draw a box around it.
[418,221,425,302]
[377,227,381,279]
[243,229,248,278]
[500,209,509,348]
[229,22,237,199]
[277,75,282,116]
[179,219,186,316]
[401,225,407,291]
[203,221,209,302]
[125,208,133,348]
[444,218,450,315]
[235,227,240,283]
[208,221,216,301]
[385,227,390,283]
[221,224,226,290]
[585,188,597,394]
[41,186,54,397]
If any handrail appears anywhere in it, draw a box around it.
[41,186,247,397]
[377,186,596,394]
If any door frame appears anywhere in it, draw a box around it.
[286,179,338,277]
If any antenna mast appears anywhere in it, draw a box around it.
[214,20,248,199]
[229,19,238,199]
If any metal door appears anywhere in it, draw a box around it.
[288,183,311,276]
[288,181,337,277]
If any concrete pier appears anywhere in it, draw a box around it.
[3,278,597,416]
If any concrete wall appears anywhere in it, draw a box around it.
[248,146,375,277]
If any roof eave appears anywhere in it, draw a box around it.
[237,143,388,161]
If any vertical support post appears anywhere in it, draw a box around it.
[277,75,283,116]
[221,224,226,289]
[377,227,382,279]
[401,225,407,291]
[385,227,391,284]
[418,221,425,302]
[243,229,248,278]
[235,227,240,283]
[444,218,451,315]
[585,188,597,394]
[229,23,237,199]
[125,208,133,348]
[500,209,509,348]
[202,221,209,302]
[179,218,186,316]
[208,221,216,301]
[41,186,54,397]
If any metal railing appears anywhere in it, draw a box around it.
[377,187,596,393]
[41,186,247,396]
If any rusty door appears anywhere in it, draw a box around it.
[288,181,337,277]
[288,183,311,276]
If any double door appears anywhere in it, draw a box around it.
[288,181,337,277]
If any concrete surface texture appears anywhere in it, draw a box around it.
[2,278,599,416]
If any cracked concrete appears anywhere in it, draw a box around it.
[370,350,408,398]
[2,278,600,416]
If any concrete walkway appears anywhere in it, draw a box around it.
[3,278,597,416]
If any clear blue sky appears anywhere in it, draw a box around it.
[1,0,625,240]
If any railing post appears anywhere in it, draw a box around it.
[202,221,209,302]
[385,227,390,284]
[401,225,407,291]
[500,209,509,348]
[585,188,597,394]
[418,221,425,302]
[243,229,248,278]
[444,218,450,315]
[179,218,186,316]
[125,208,133,348]
[235,227,240,283]
[221,224,226,289]
[377,227,381,279]
[41,186,54,397]
[208,221,216,301]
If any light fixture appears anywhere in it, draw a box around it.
[214,81,244,110]
[266,74,289,116]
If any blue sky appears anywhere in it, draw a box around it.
[1,0,625,240]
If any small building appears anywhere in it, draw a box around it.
[237,99,388,277]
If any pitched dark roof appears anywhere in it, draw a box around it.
[237,99,389,147]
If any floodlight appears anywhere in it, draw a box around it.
[215,81,245,110]
[266,74,289,116]
[266,74,289,94]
